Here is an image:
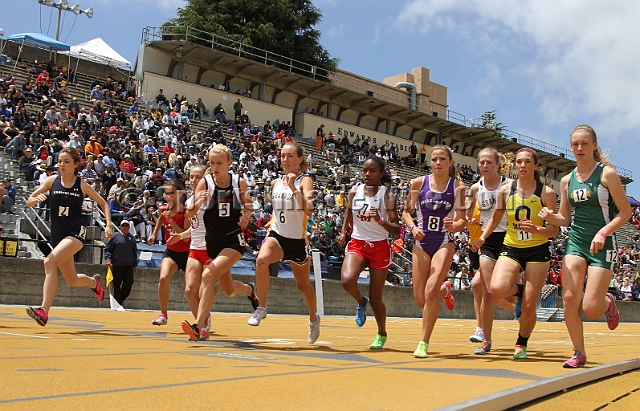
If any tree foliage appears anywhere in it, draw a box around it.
[479,110,507,138]
[164,0,338,74]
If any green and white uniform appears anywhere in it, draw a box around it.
[565,163,618,270]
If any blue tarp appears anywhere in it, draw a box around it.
[6,33,70,51]
[628,196,640,207]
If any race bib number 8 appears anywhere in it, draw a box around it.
[427,216,440,231]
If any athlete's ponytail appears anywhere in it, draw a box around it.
[478,147,514,176]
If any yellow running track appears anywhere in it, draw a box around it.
[0,305,639,410]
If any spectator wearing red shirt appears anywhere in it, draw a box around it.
[162,142,175,159]
[255,214,271,230]
[118,154,135,174]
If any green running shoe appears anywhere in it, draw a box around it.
[513,344,527,360]
[369,334,387,349]
[413,341,428,358]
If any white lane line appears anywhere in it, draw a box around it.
[0,332,49,339]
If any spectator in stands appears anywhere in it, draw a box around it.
[19,147,38,182]
[263,120,274,137]
[233,98,243,118]
[214,103,230,125]
[143,139,158,158]
[4,129,27,160]
[104,219,138,309]
[85,136,103,158]
[0,178,16,214]
[90,85,103,102]
[196,98,208,116]
[316,124,325,149]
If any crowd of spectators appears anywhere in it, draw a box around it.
[3,63,640,294]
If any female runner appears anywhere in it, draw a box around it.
[474,147,559,360]
[180,145,259,341]
[249,142,320,344]
[402,145,467,358]
[337,155,401,349]
[467,148,515,354]
[148,179,191,325]
[539,125,630,367]
[26,147,112,326]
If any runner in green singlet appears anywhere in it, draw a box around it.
[539,125,632,368]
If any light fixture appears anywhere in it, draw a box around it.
[71,4,81,14]
[84,7,93,18]
[60,0,69,10]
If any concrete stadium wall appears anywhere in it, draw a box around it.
[1,257,638,324]
[140,72,293,126]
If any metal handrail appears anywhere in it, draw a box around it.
[142,26,331,82]
[19,202,53,252]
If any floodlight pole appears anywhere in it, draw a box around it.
[37,0,94,62]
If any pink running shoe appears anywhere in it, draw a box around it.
[152,313,168,326]
[199,330,210,341]
[92,274,104,301]
[202,313,212,333]
[563,350,587,368]
[26,306,48,326]
[443,281,455,310]
[605,293,620,330]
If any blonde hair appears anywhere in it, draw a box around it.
[209,144,232,161]
[570,124,611,167]
[430,145,460,179]
[478,147,514,176]
[190,164,206,176]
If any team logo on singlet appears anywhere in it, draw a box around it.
[356,204,374,222]
[190,215,199,229]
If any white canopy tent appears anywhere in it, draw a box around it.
[62,37,131,69]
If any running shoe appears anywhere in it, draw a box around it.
[356,296,369,327]
[514,295,523,320]
[181,320,201,342]
[474,341,492,355]
[248,307,267,326]
[369,334,387,350]
[92,274,104,301]
[513,345,527,360]
[26,306,48,326]
[247,282,260,311]
[202,313,211,333]
[562,349,587,368]
[199,329,210,341]
[470,327,484,343]
[413,341,428,358]
[443,281,455,310]
[605,293,620,331]
[152,313,168,326]
[308,314,321,344]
